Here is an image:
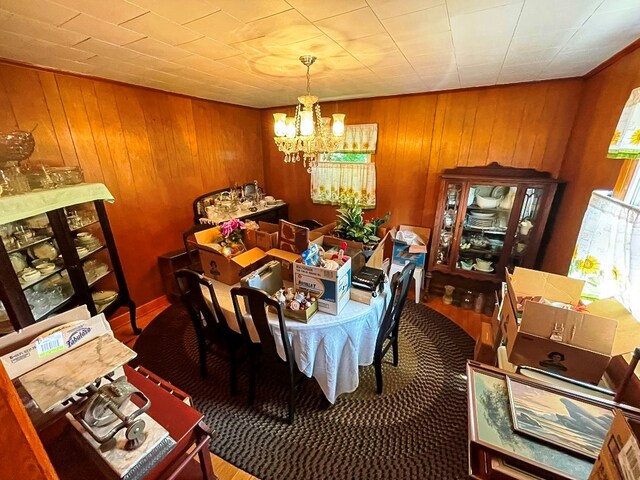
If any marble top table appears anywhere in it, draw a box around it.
[202,279,388,404]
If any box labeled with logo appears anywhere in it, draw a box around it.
[293,257,352,315]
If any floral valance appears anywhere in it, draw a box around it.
[608,87,640,160]
[311,163,376,208]
[336,123,378,153]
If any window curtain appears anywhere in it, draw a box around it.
[310,163,376,208]
[337,123,378,153]
[568,191,640,317]
[608,87,640,160]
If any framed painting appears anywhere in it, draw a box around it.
[467,363,596,479]
[506,376,615,460]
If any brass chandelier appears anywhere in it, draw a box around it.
[272,55,346,172]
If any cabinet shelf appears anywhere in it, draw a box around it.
[34,295,74,322]
[87,270,112,287]
[6,235,53,255]
[21,265,65,290]
[78,244,105,260]
[69,219,99,232]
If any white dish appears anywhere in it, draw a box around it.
[92,290,117,304]
[491,186,509,199]
[468,211,496,219]
[474,265,495,273]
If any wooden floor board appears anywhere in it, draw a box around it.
[113,294,488,480]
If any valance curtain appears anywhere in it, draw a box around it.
[568,191,640,317]
[310,163,377,208]
[336,123,378,153]
[608,87,640,160]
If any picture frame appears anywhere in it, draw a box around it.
[506,376,615,460]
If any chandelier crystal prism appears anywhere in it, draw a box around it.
[273,55,346,172]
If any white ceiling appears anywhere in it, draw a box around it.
[0,0,639,108]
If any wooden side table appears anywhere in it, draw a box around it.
[42,365,217,480]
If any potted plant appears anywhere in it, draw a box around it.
[334,199,390,256]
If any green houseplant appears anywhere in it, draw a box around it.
[334,199,390,248]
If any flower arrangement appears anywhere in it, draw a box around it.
[214,218,246,257]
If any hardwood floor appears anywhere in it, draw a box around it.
[112,293,489,480]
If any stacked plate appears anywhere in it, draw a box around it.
[75,232,101,252]
[92,290,117,306]
[468,211,496,228]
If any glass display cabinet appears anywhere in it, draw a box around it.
[428,163,560,283]
[0,183,138,336]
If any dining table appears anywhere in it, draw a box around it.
[201,279,389,404]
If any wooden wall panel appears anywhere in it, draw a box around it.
[0,61,264,306]
[262,80,583,234]
[542,46,640,274]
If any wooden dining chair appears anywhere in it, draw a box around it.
[373,262,416,394]
[230,286,303,424]
[175,268,241,395]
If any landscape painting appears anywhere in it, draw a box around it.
[471,369,594,479]
[507,377,614,460]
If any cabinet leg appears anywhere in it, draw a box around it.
[128,300,141,335]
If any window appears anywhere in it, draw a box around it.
[310,124,379,208]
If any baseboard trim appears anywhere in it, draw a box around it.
[110,296,170,330]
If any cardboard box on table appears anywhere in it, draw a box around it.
[294,257,352,315]
[190,226,268,285]
[245,221,279,251]
[589,410,640,480]
[505,267,640,384]
[387,225,431,268]
[267,248,301,282]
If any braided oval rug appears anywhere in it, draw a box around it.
[132,302,474,480]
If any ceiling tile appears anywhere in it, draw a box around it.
[504,47,559,65]
[120,12,201,45]
[217,0,292,23]
[52,0,147,24]
[177,36,242,60]
[382,4,450,41]
[357,50,412,69]
[184,11,261,44]
[394,30,454,56]
[508,29,578,53]
[446,0,522,17]
[285,0,366,22]
[0,11,88,46]
[248,9,324,44]
[128,0,221,24]
[73,38,142,61]
[455,48,506,66]
[61,13,145,45]
[514,0,602,37]
[337,32,398,57]
[597,0,640,13]
[413,63,459,77]
[0,0,79,26]
[409,50,457,68]
[125,37,193,60]
[500,61,548,75]
[450,3,522,50]
[367,0,444,20]
[313,7,386,42]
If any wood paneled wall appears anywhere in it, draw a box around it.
[0,62,264,305]
[542,46,640,274]
[261,80,583,232]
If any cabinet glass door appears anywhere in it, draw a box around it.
[507,186,545,271]
[2,213,75,322]
[457,184,517,274]
[66,203,118,313]
[434,182,463,267]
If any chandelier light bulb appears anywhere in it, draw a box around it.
[285,117,296,138]
[332,113,345,137]
[299,110,315,136]
[273,113,287,137]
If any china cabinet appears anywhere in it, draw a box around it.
[0,183,138,335]
[428,163,560,284]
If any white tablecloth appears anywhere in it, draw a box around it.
[202,280,388,403]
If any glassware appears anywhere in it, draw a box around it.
[461,291,474,310]
[443,285,454,305]
[49,166,84,186]
[25,165,55,189]
[0,165,30,195]
[474,293,484,313]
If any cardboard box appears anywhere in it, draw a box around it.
[245,221,279,251]
[282,299,318,323]
[191,227,268,285]
[350,287,376,305]
[474,322,497,365]
[506,268,640,383]
[294,257,352,315]
[589,410,640,480]
[267,248,301,282]
[311,234,366,274]
[388,225,431,268]
[0,306,113,379]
